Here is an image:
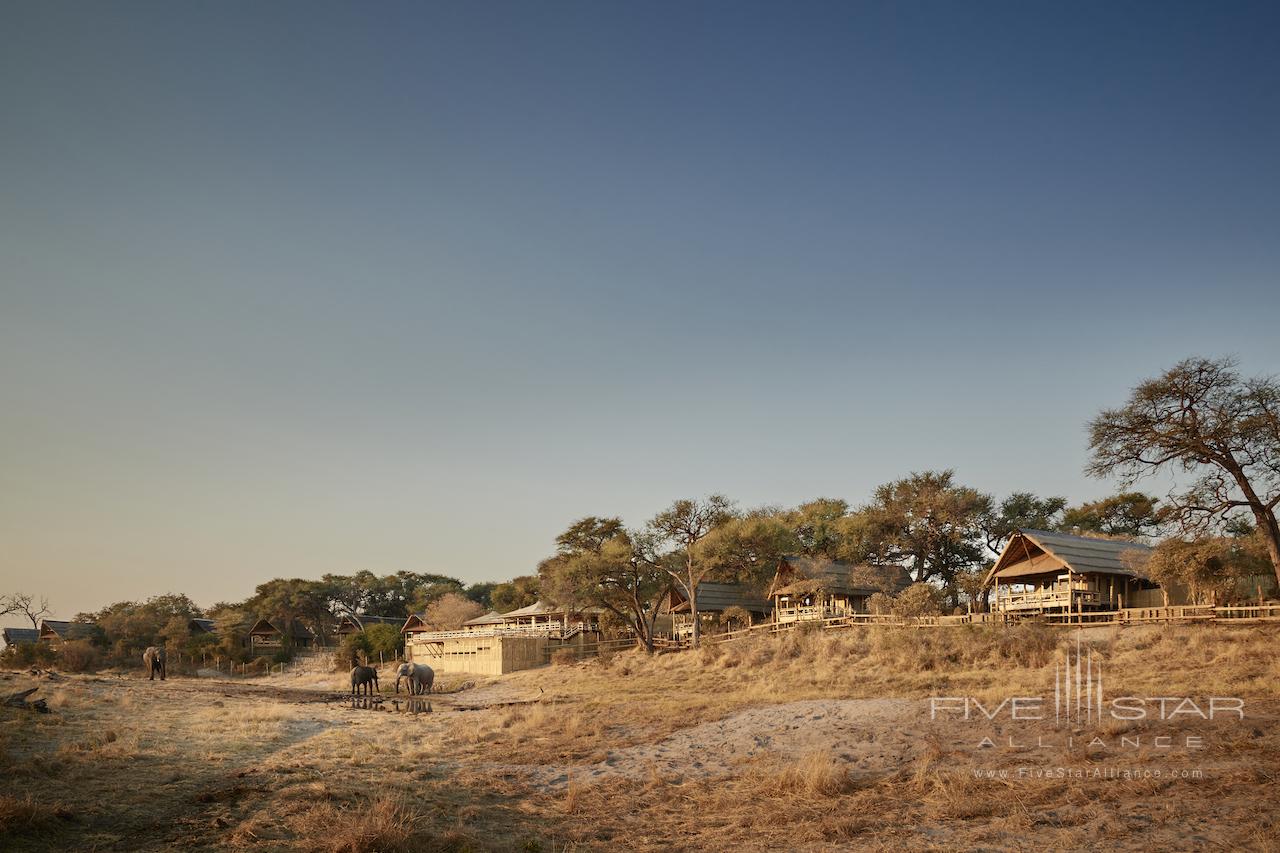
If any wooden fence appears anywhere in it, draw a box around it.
[676,602,1280,648]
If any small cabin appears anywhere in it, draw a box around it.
[246,618,316,651]
[2,627,39,647]
[188,618,217,635]
[665,582,772,638]
[769,556,912,623]
[38,620,99,646]
[984,529,1182,615]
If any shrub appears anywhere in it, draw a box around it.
[892,583,944,618]
[866,592,894,615]
[363,624,404,658]
[551,648,579,666]
[718,606,753,631]
[57,640,100,672]
[0,642,45,668]
[339,631,373,667]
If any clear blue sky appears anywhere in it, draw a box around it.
[2,2,1278,619]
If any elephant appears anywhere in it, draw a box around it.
[394,662,434,695]
[350,665,379,696]
[143,646,166,681]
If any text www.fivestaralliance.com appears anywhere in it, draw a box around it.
[972,767,1206,781]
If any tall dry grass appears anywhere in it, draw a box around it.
[284,796,427,853]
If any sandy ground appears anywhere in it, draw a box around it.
[504,698,921,789]
[3,626,1278,851]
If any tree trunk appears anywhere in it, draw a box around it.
[1253,507,1280,591]
[687,558,701,649]
[1222,460,1280,591]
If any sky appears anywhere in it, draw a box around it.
[2,2,1278,620]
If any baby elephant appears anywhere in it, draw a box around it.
[350,665,379,696]
[143,646,166,681]
[394,662,434,695]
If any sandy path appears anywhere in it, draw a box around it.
[503,698,932,790]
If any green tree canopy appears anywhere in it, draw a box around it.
[538,518,671,652]
[842,471,991,605]
[982,492,1067,552]
[491,575,540,612]
[1061,492,1166,539]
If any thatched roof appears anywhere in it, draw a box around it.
[334,614,404,633]
[246,618,315,639]
[769,556,912,598]
[500,601,603,620]
[668,583,772,615]
[2,627,39,646]
[188,618,217,634]
[38,620,98,641]
[984,529,1154,585]
[463,611,506,626]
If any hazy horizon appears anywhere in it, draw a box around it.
[3,2,1279,620]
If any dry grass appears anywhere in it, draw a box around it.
[0,793,72,836]
[474,621,1279,768]
[284,796,425,853]
[0,622,1276,850]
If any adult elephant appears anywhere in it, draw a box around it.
[394,662,434,695]
[142,647,166,681]
[350,665,379,696]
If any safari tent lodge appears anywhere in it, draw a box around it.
[37,620,99,646]
[333,614,405,637]
[246,618,316,651]
[2,627,39,647]
[665,582,772,638]
[985,529,1181,615]
[769,556,912,623]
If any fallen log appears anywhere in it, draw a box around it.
[3,688,50,713]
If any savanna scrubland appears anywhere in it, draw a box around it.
[2,621,1278,852]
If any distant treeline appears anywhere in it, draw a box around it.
[5,356,1279,659]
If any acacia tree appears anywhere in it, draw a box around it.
[842,471,991,606]
[539,518,671,652]
[1088,357,1280,588]
[1061,492,1166,539]
[697,510,798,590]
[982,492,1067,553]
[785,498,850,558]
[0,592,51,629]
[646,496,735,648]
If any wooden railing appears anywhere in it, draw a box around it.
[996,588,1102,612]
[775,605,860,623]
[405,622,598,642]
